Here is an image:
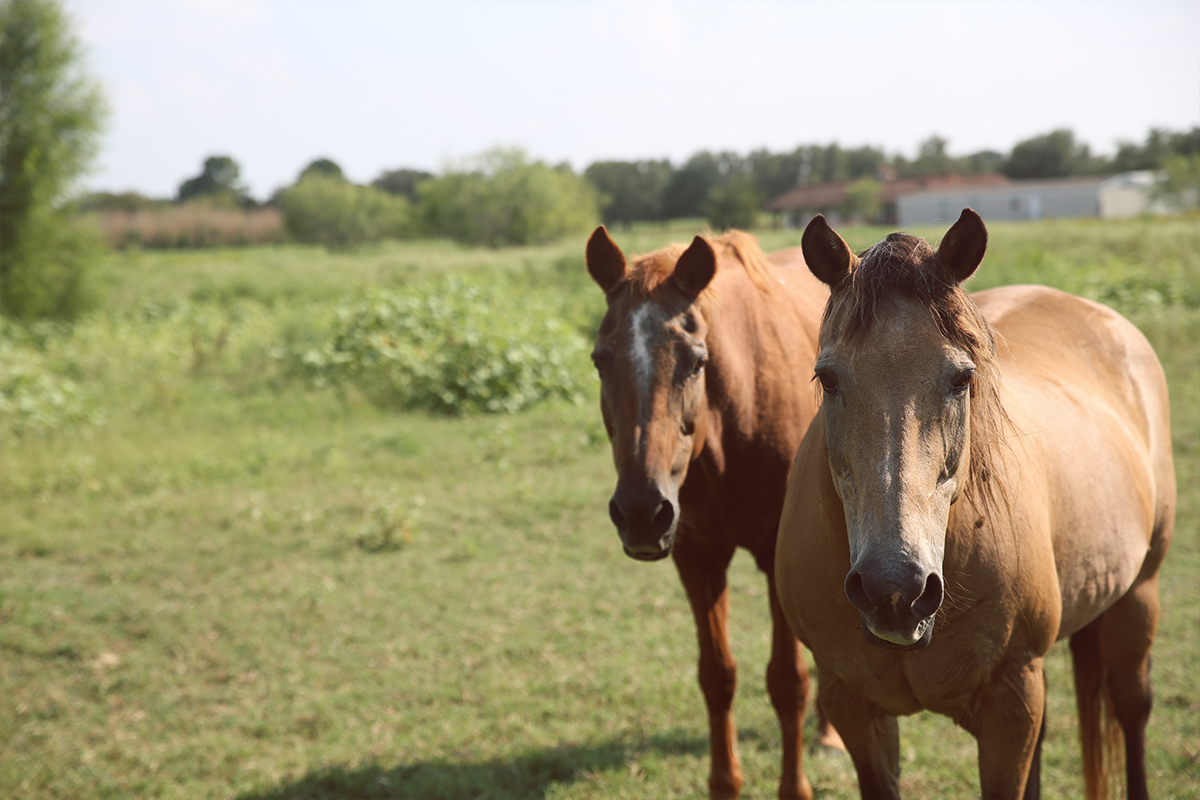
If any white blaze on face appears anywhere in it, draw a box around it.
[630,303,662,396]
[628,302,670,446]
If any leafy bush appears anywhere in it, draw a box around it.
[297,276,592,414]
[279,175,411,251]
[419,147,598,247]
[0,320,102,435]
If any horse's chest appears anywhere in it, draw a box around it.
[826,643,992,718]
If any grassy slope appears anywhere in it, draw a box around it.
[1,218,1196,799]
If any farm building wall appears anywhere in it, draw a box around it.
[896,172,1160,227]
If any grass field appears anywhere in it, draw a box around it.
[1,217,1197,798]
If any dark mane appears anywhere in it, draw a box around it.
[822,231,1010,516]
[626,230,776,300]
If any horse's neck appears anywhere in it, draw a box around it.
[702,276,800,459]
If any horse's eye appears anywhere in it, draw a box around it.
[691,354,707,377]
[951,369,974,396]
[816,369,839,395]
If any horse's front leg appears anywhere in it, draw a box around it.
[963,659,1046,800]
[818,672,901,800]
[765,572,815,800]
[674,542,742,800]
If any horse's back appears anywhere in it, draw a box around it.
[767,245,830,328]
[973,285,1175,639]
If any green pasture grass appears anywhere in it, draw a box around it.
[1,217,1197,798]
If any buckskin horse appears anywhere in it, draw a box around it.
[775,209,1175,799]
[585,226,840,799]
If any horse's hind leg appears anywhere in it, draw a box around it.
[765,574,814,800]
[674,542,742,800]
[1100,577,1161,800]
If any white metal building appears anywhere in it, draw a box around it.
[896,171,1163,226]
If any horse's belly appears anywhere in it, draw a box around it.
[1029,395,1158,640]
[1055,531,1151,638]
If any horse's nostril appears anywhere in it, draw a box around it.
[609,498,625,529]
[844,570,871,612]
[651,501,675,537]
[913,572,945,619]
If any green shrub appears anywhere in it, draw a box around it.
[0,209,101,319]
[0,319,102,435]
[279,175,411,251]
[419,147,599,247]
[297,276,592,414]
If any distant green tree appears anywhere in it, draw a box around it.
[279,173,411,251]
[419,147,598,247]
[1004,129,1095,179]
[702,175,761,231]
[842,177,882,221]
[0,0,107,320]
[372,168,434,203]
[913,136,954,175]
[959,149,1006,175]
[1152,154,1200,210]
[298,157,345,183]
[583,159,672,225]
[662,151,751,220]
[177,155,251,206]
[1113,127,1200,172]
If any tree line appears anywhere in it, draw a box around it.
[83,126,1200,242]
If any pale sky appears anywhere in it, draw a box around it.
[67,0,1199,202]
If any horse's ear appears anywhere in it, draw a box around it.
[586,226,627,293]
[936,208,988,284]
[802,214,858,288]
[672,235,717,297]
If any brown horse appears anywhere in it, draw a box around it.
[585,226,840,799]
[775,209,1175,799]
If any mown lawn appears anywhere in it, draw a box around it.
[1,217,1197,798]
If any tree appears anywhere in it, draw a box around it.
[702,174,761,231]
[279,174,411,251]
[584,159,672,225]
[298,157,345,183]
[1004,129,1094,179]
[419,147,598,247]
[177,155,251,206]
[842,178,882,222]
[1,0,106,320]
[1152,154,1200,210]
[372,168,434,203]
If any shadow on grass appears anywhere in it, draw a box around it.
[236,732,707,800]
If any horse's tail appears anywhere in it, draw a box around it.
[1070,618,1122,800]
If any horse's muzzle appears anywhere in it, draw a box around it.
[844,563,944,649]
[609,483,678,561]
